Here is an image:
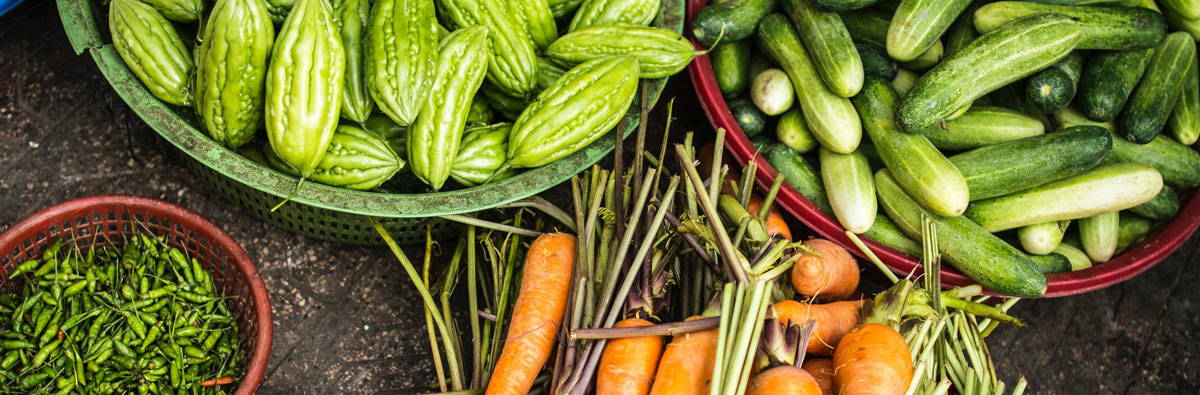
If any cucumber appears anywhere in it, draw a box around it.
[840,9,943,70]
[766,143,832,212]
[891,68,919,96]
[887,0,970,62]
[1054,106,1116,131]
[1166,7,1200,41]
[974,2,1167,50]
[729,98,768,137]
[1053,243,1094,271]
[943,0,981,58]
[988,83,1054,126]
[875,169,1047,297]
[950,125,1112,201]
[1116,212,1155,253]
[691,0,776,47]
[713,40,753,97]
[1109,133,1200,187]
[1027,252,1072,274]
[1026,52,1085,114]
[964,163,1163,232]
[813,0,876,11]
[856,78,969,216]
[1162,0,1200,20]
[820,148,877,232]
[758,13,862,153]
[777,107,818,153]
[783,0,864,97]
[1129,184,1179,220]
[863,214,922,256]
[1168,51,1200,145]
[751,135,773,151]
[918,106,1046,151]
[1120,32,1198,143]
[1019,220,1070,255]
[1079,211,1119,262]
[897,14,1083,132]
[856,43,897,80]
[1026,0,1140,5]
[751,68,795,115]
[1077,48,1155,122]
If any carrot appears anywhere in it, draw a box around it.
[773,299,863,356]
[485,233,577,395]
[832,324,912,395]
[801,358,835,395]
[200,377,234,387]
[648,316,719,395]
[748,195,793,241]
[746,365,822,395]
[791,239,859,301]
[596,318,664,395]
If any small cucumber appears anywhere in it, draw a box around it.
[974,2,1167,50]
[1053,243,1094,271]
[950,125,1112,201]
[840,9,943,70]
[1162,0,1200,20]
[783,0,864,97]
[1119,32,1197,143]
[1129,184,1180,220]
[1018,220,1070,255]
[729,98,768,137]
[1079,211,1119,262]
[1077,48,1155,122]
[1026,52,1085,114]
[1054,106,1116,131]
[918,106,1046,151]
[863,214,922,256]
[1117,212,1156,253]
[777,107,818,153]
[1028,252,1072,274]
[813,0,877,11]
[713,39,753,97]
[856,43,897,80]
[751,68,795,115]
[891,68,919,96]
[876,169,1047,297]
[820,148,877,233]
[759,13,862,153]
[887,0,970,62]
[1109,132,1200,187]
[897,14,1083,132]
[964,163,1163,232]
[943,1,982,58]
[691,0,776,47]
[766,143,832,212]
[1166,7,1200,41]
[856,78,969,216]
[1168,51,1200,145]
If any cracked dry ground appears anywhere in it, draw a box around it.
[2,1,1200,393]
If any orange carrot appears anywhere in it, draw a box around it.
[200,377,234,387]
[791,239,859,301]
[748,195,793,241]
[801,358,835,395]
[596,318,664,395]
[833,324,913,395]
[485,233,577,395]
[773,299,863,356]
[746,365,823,395]
[648,316,719,395]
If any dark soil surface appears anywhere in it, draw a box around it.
[2,2,1198,393]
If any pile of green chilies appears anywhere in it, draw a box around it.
[0,234,243,394]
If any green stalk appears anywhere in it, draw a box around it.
[709,129,726,205]
[373,218,466,390]
[440,214,541,237]
[731,281,772,395]
[757,177,786,221]
[677,145,748,283]
[421,230,448,392]
[440,241,466,384]
[846,231,900,284]
[600,178,679,329]
[501,196,578,231]
[466,227,482,388]
[709,283,734,395]
[738,160,757,207]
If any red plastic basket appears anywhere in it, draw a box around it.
[684,0,1200,297]
[0,196,272,393]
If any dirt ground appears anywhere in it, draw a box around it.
[2,1,1199,393]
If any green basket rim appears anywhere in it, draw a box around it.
[58,0,683,219]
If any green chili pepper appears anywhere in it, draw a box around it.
[141,285,177,300]
[20,372,51,389]
[1,339,36,349]
[30,338,61,368]
[175,326,202,338]
[39,323,60,345]
[64,279,88,297]
[1,350,19,368]
[113,339,136,358]
[120,285,137,301]
[33,258,59,277]
[143,298,170,313]
[32,308,54,338]
[9,260,41,278]
[141,324,162,351]
[176,291,213,304]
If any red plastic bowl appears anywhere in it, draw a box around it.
[684,0,1200,297]
[0,196,272,393]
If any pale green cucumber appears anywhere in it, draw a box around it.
[964,163,1164,232]
[1019,220,1070,255]
[777,107,818,153]
[887,0,971,62]
[918,105,1045,151]
[783,0,864,97]
[1079,211,1119,262]
[820,147,876,233]
[1054,243,1093,271]
[1169,51,1200,145]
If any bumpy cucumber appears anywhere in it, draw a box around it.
[887,0,971,62]
[1077,48,1155,122]
[1109,132,1200,187]
[950,125,1112,201]
[1119,32,1197,143]
[974,2,1167,50]
[766,143,831,212]
[783,0,864,97]
[918,106,1046,151]
[1168,51,1200,145]
[1129,184,1180,220]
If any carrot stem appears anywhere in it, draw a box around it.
[845,231,901,284]
[422,230,448,392]
[500,197,577,232]
[440,214,541,238]
[467,227,482,388]
[677,144,748,283]
[708,128,726,205]
[571,317,720,340]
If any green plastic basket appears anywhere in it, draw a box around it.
[56,0,683,245]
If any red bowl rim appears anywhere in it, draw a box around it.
[683,0,1200,297]
[0,195,272,393]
